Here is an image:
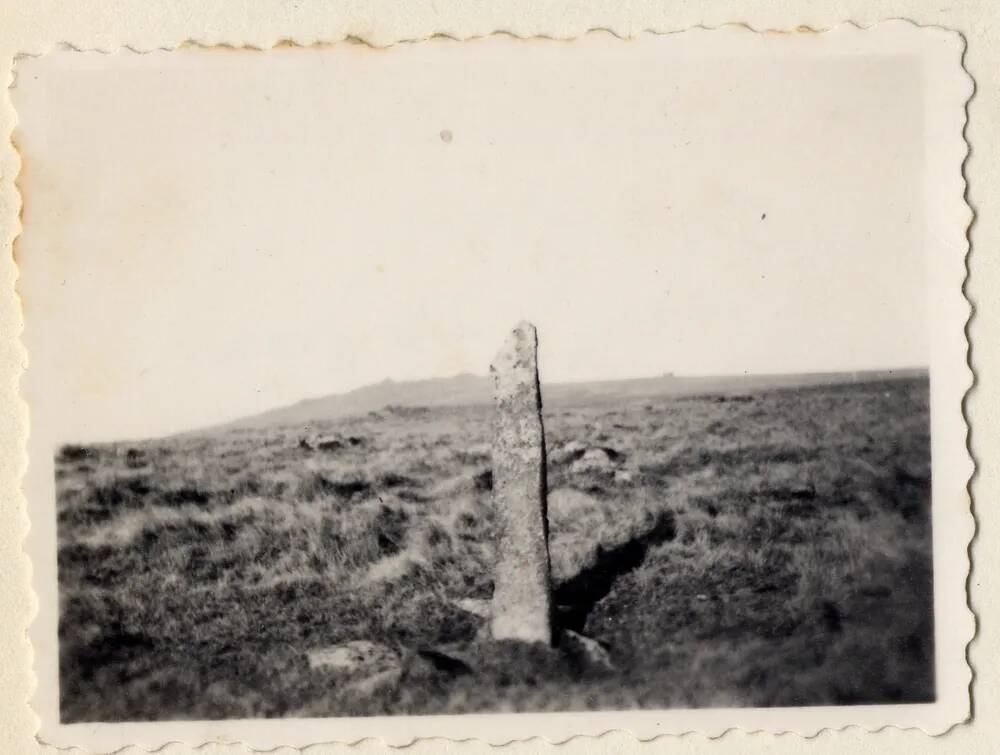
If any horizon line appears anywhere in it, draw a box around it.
[68,364,931,445]
[294,363,931,402]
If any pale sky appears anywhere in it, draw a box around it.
[15,36,927,441]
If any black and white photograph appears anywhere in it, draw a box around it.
[14,24,972,747]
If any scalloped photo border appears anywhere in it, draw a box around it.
[7,20,975,751]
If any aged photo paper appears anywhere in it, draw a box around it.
[12,21,973,750]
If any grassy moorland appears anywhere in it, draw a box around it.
[55,377,933,721]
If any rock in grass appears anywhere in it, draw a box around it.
[560,629,616,674]
[550,440,587,464]
[307,640,400,677]
[570,448,616,474]
[307,640,404,696]
[315,437,345,452]
[490,321,553,646]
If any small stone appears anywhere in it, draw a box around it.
[307,640,399,675]
[301,433,347,452]
[696,593,709,601]
[560,629,616,674]
[570,448,615,474]
[550,440,587,464]
[614,470,633,484]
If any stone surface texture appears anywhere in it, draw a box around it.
[489,321,553,645]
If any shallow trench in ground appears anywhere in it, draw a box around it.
[552,509,678,636]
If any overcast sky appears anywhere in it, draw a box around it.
[16,35,926,441]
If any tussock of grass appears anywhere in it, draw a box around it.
[56,379,933,720]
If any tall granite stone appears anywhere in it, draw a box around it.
[489,321,553,645]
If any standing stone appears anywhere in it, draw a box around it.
[490,321,552,645]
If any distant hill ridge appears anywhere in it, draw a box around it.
[214,367,928,432]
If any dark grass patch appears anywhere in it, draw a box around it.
[298,472,372,501]
[690,485,817,518]
[875,463,932,523]
[124,448,147,468]
[93,476,154,507]
[639,444,821,481]
[59,543,148,587]
[372,505,409,556]
[455,449,490,465]
[378,472,420,489]
[160,486,211,506]
[473,469,493,491]
[58,444,98,463]
[396,489,432,503]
